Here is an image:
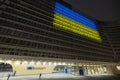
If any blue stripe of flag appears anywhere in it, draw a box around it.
[55,2,97,30]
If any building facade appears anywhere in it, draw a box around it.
[0,0,116,62]
[0,0,120,76]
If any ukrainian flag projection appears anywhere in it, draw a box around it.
[53,2,102,42]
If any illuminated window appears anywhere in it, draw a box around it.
[53,2,102,42]
[116,66,120,70]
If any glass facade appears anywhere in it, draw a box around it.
[54,2,101,42]
[0,0,115,63]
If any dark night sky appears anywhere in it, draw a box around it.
[63,0,120,22]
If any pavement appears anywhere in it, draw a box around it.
[0,73,119,80]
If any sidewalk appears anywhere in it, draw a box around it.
[0,73,84,80]
[0,73,118,80]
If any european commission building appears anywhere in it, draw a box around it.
[0,0,120,76]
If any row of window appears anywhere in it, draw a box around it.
[0,1,111,49]
[0,16,111,53]
[99,24,120,61]
[0,26,113,55]
[0,47,114,62]
[0,35,114,58]
[1,0,110,46]
[0,0,115,61]
[2,0,107,45]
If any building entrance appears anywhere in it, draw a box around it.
[0,62,13,77]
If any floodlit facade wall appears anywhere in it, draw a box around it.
[0,0,116,62]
